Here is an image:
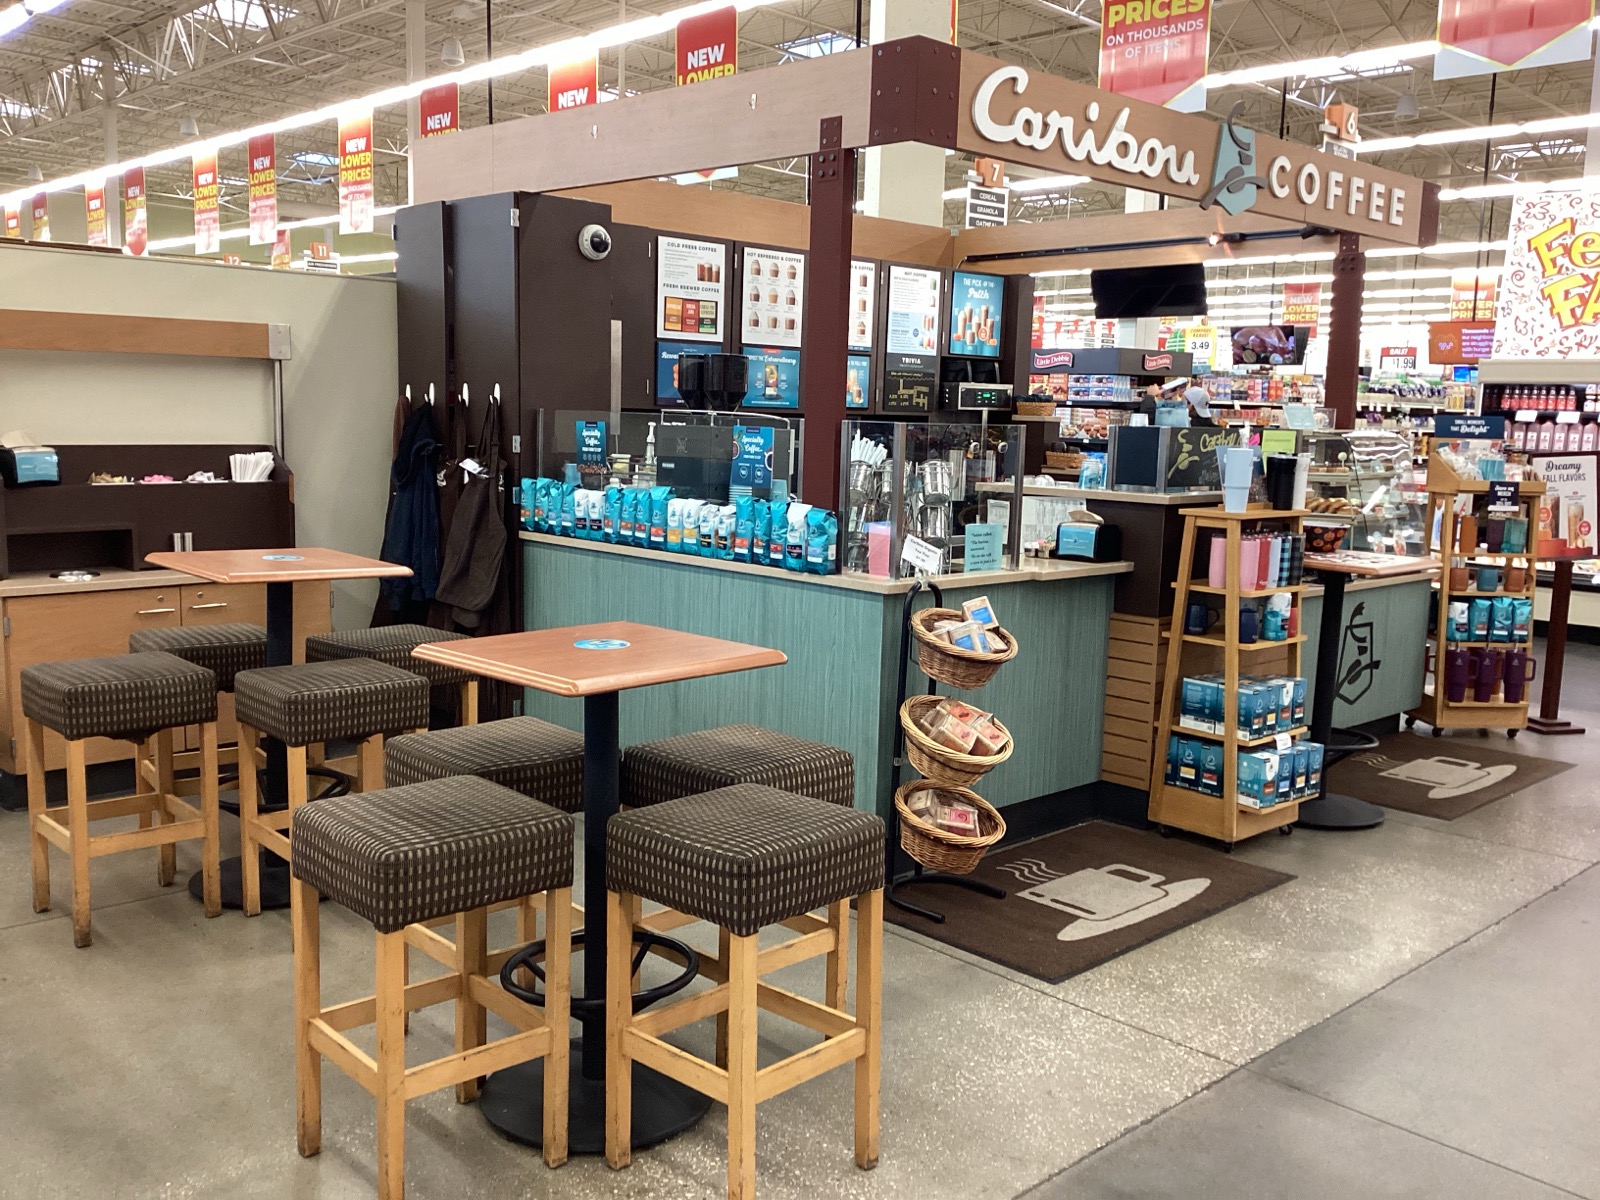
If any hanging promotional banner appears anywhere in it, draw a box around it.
[419,82,459,137]
[3,206,18,238]
[1449,270,1497,320]
[1281,282,1322,325]
[1435,0,1594,80]
[1098,0,1211,112]
[548,54,599,111]
[337,110,375,235]
[193,150,220,255]
[676,6,737,85]
[248,133,277,247]
[85,181,107,247]
[1493,188,1600,359]
[30,192,48,241]
[272,229,292,270]
[124,166,148,257]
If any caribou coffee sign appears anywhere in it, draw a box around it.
[958,54,1431,244]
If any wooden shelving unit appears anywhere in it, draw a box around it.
[1408,455,1544,736]
[1149,506,1308,845]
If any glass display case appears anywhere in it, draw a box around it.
[840,419,1025,577]
[1304,428,1426,555]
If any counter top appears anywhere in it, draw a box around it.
[0,567,207,599]
[979,482,1225,506]
[521,532,1132,594]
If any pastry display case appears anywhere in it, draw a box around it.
[1304,429,1426,555]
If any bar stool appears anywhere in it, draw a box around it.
[21,651,223,947]
[305,624,480,724]
[291,776,575,1198]
[621,725,856,996]
[129,622,267,796]
[604,784,885,1200]
[232,658,429,915]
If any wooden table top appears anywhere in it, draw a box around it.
[1304,551,1440,578]
[411,621,788,697]
[145,547,413,584]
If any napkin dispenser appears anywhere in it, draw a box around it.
[0,434,59,488]
[1054,508,1120,562]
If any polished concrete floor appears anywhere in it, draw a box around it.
[2,644,1597,1199]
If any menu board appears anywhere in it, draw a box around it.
[741,345,800,410]
[657,235,726,342]
[948,270,1003,358]
[885,265,942,356]
[848,260,876,350]
[847,354,871,409]
[741,247,804,349]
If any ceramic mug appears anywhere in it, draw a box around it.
[1238,606,1260,644]
[1449,566,1470,591]
[1477,566,1502,592]
[1185,601,1218,636]
[1506,565,1527,591]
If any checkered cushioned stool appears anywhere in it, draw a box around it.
[306,623,480,725]
[230,658,429,916]
[621,724,855,810]
[291,777,575,1198]
[604,785,885,1200]
[22,652,224,947]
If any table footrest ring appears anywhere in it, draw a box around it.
[500,929,699,1018]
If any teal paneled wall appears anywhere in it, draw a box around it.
[1302,578,1431,727]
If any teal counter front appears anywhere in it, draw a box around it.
[1301,574,1434,729]
[520,533,1132,816]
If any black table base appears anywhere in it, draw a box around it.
[1294,792,1386,829]
[1300,570,1385,833]
[187,853,291,911]
[480,1044,714,1155]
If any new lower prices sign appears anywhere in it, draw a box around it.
[676,7,737,85]
[548,54,598,110]
[1098,0,1211,112]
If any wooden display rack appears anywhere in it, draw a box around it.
[1408,454,1545,736]
[1150,506,1308,845]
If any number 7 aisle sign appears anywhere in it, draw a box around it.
[676,7,737,85]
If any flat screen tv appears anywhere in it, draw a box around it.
[1230,324,1311,366]
[1090,264,1208,319]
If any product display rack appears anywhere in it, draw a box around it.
[1150,506,1308,846]
[1408,454,1544,737]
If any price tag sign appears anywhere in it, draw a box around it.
[1557,411,1581,425]
[900,535,945,576]
[963,523,1004,573]
[1274,732,1294,752]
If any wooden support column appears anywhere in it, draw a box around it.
[801,116,855,508]
[1325,232,1365,427]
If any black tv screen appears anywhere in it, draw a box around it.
[1230,325,1311,366]
[1091,264,1208,319]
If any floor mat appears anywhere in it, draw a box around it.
[1328,732,1575,820]
[885,821,1293,984]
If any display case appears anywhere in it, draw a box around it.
[1304,428,1426,555]
[840,419,1025,577]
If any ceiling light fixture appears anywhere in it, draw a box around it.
[1394,91,1420,122]
[441,36,465,67]
[179,115,200,138]
[26,164,43,182]
[1440,178,1589,201]
[1201,40,1437,89]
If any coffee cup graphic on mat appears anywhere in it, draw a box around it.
[1364,752,1516,799]
[994,860,1211,941]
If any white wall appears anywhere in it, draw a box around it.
[0,242,398,627]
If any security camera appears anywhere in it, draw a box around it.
[578,224,612,261]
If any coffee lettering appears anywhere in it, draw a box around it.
[1296,162,1320,205]
[1268,155,1291,198]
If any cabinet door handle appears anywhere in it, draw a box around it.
[188,602,229,609]
[136,607,178,615]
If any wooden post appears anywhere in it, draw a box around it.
[801,116,855,509]
[1325,232,1364,427]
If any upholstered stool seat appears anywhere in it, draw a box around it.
[604,785,885,1198]
[384,717,585,812]
[21,652,223,946]
[129,623,267,693]
[621,724,855,811]
[306,624,474,687]
[291,777,575,1197]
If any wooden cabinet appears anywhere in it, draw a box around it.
[0,579,331,775]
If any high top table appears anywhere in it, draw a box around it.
[413,620,788,1155]
[145,548,412,909]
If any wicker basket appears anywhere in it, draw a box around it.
[1014,400,1056,417]
[910,607,1019,689]
[894,779,1006,874]
[899,695,1014,785]
[1044,450,1083,470]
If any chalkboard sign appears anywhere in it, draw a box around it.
[882,352,937,414]
[1166,427,1240,491]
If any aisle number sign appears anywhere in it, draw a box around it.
[1494,188,1600,359]
[338,110,375,235]
[419,83,459,136]
[124,166,148,257]
[1098,0,1212,112]
[193,151,220,255]
[85,181,107,247]
[676,7,737,85]
[248,133,277,247]
[548,54,599,111]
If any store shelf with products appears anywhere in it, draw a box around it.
[1479,370,1600,453]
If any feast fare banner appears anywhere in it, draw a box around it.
[85,182,107,246]
[1435,0,1595,80]
[956,53,1434,244]
[30,192,48,241]
[124,166,148,257]
[1493,189,1600,359]
[248,133,277,246]
[549,55,599,110]
[419,83,459,136]
[193,151,220,255]
[338,110,375,235]
[1281,282,1322,324]
[1098,0,1211,113]
[676,7,737,85]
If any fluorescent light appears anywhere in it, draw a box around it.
[144,205,399,252]
[0,5,28,36]
[1360,112,1600,155]
[1439,177,1589,201]
[1202,41,1437,89]
[338,251,399,265]
[1011,174,1088,193]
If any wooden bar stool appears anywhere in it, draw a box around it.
[603,784,885,1200]
[305,624,481,725]
[291,776,575,1199]
[21,651,223,947]
[231,658,429,916]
